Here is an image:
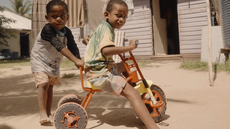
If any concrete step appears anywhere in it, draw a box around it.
[133,54,200,62]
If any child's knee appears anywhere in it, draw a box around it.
[131,89,141,98]
[49,84,53,88]
[116,62,127,73]
[123,84,140,98]
[37,82,49,90]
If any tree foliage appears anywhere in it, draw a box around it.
[0,7,17,46]
[7,0,32,19]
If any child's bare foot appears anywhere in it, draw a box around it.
[39,118,49,125]
[40,116,53,126]
[48,114,54,125]
[40,114,49,125]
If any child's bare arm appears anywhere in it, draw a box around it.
[102,39,138,56]
[60,47,84,68]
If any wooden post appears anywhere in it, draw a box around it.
[206,0,214,86]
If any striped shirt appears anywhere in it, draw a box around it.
[84,21,115,79]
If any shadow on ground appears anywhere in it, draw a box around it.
[0,73,85,117]
[0,124,13,129]
[0,73,193,128]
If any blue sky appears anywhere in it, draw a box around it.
[0,0,33,13]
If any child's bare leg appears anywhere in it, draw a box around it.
[121,83,160,129]
[47,85,53,123]
[37,82,49,122]
[46,85,53,116]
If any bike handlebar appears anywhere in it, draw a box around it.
[135,40,139,45]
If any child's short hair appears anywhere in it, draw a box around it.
[106,0,128,12]
[46,0,68,15]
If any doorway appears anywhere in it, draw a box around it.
[159,0,180,55]
[20,33,29,58]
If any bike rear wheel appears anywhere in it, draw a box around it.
[57,94,82,107]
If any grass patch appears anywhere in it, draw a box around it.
[0,59,30,68]
[126,60,153,68]
[62,73,77,78]
[180,61,230,73]
[0,58,76,69]
[138,60,153,67]
[180,61,208,71]
[60,58,75,68]
[12,67,21,70]
[214,62,230,73]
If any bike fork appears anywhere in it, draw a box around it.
[143,79,157,106]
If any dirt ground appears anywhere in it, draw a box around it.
[0,61,230,129]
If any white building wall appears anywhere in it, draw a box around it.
[75,0,153,57]
[119,0,153,56]
[178,0,208,54]
[201,26,225,63]
[69,27,86,58]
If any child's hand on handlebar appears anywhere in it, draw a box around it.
[75,59,84,69]
[129,39,139,50]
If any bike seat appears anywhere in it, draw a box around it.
[86,81,99,90]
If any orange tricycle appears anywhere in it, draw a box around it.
[53,46,167,129]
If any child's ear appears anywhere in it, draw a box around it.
[66,14,69,20]
[104,11,109,19]
[45,15,49,21]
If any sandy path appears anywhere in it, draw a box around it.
[0,62,230,129]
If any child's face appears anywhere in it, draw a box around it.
[104,4,128,30]
[45,5,69,30]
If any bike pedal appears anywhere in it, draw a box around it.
[153,101,164,108]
